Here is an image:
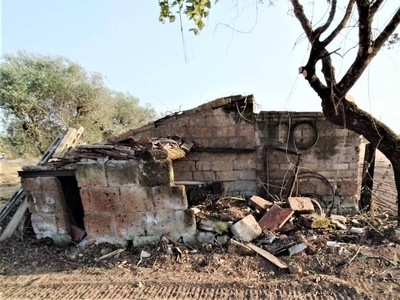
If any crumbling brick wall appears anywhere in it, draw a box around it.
[21,177,71,244]
[75,159,196,246]
[133,97,259,196]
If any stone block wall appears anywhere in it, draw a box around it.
[21,177,71,244]
[133,101,258,196]
[75,159,196,246]
[256,111,361,213]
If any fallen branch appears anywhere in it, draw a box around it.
[96,249,125,261]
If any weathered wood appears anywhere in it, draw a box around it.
[53,126,84,158]
[360,143,376,211]
[247,243,288,269]
[167,148,186,160]
[0,198,28,241]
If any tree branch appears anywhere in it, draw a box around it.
[335,0,374,96]
[323,0,356,46]
[290,0,315,42]
[374,6,400,49]
[315,0,337,39]
[371,0,385,16]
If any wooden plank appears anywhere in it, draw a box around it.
[53,126,84,158]
[247,243,288,269]
[0,198,28,241]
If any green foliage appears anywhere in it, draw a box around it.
[0,52,157,157]
[158,0,215,34]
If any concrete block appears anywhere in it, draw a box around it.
[38,177,62,192]
[88,187,120,212]
[140,159,174,186]
[120,186,153,212]
[152,185,188,210]
[106,160,140,186]
[114,212,145,238]
[211,160,234,171]
[84,213,115,236]
[193,171,216,182]
[230,214,262,242]
[172,160,196,172]
[174,171,194,181]
[249,196,273,212]
[174,209,197,234]
[30,190,67,214]
[215,171,239,181]
[31,213,71,239]
[195,161,212,171]
[143,210,176,235]
[288,197,315,213]
[75,162,108,187]
[238,170,257,181]
[21,177,41,193]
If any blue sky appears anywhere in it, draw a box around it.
[2,0,400,131]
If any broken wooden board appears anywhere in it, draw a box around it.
[53,126,84,158]
[0,198,28,241]
[258,204,294,232]
[247,243,288,269]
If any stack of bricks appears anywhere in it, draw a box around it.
[75,159,196,246]
[21,177,71,244]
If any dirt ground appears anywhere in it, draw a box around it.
[1,153,400,299]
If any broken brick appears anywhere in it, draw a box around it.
[258,204,294,232]
[288,197,314,213]
[249,195,273,212]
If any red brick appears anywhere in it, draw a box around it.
[79,188,91,212]
[120,186,153,212]
[84,213,114,236]
[89,187,120,212]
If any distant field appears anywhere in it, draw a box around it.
[0,158,36,207]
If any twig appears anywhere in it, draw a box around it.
[348,246,364,265]
[96,248,125,261]
[45,247,80,266]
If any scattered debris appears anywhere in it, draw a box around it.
[227,239,255,256]
[299,213,330,229]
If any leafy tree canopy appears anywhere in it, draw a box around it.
[0,52,156,157]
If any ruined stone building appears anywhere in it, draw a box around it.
[19,95,361,246]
